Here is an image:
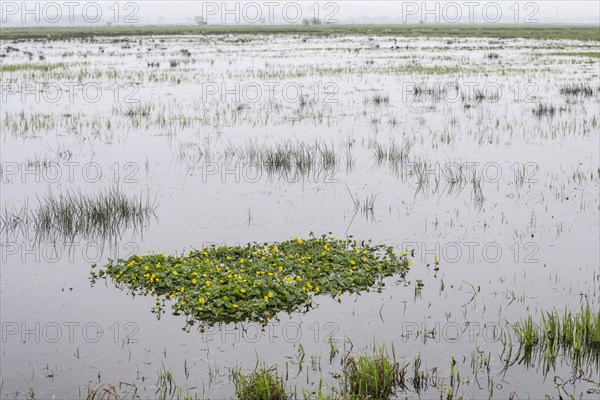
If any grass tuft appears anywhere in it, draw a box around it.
[233,365,287,400]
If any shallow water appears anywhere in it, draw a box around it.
[1,34,599,398]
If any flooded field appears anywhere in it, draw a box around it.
[1,26,599,399]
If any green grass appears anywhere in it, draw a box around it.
[91,234,412,325]
[1,24,598,41]
[547,51,600,58]
[342,345,400,399]
[233,365,287,400]
[1,187,157,241]
[513,303,600,371]
[0,62,69,72]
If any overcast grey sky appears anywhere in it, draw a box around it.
[2,1,599,26]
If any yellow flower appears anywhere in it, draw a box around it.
[227,256,232,261]
[143,265,149,270]
[232,304,239,308]
[172,271,178,275]
[263,296,269,302]
[240,288,247,293]
[198,297,205,303]
[179,286,185,293]
[268,291,273,298]
[205,280,211,286]
[298,239,303,244]
[192,279,197,284]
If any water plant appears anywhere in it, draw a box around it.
[513,303,600,372]
[342,344,400,399]
[90,234,411,325]
[232,365,287,400]
[1,187,157,242]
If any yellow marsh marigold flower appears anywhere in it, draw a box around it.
[198,297,205,303]
[172,271,178,275]
[192,279,197,284]
[263,296,269,302]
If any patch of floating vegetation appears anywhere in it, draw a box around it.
[90,234,411,326]
[512,303,600,372]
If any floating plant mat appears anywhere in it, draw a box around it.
[90,234,411,326]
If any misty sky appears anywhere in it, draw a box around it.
[2,1,599,25]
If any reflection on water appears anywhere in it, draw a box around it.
[1,187,157,243]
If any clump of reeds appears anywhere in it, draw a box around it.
[232,365,287,400]
[514,303,600,371]
[342,345,400,399]
[1,187,157,241]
